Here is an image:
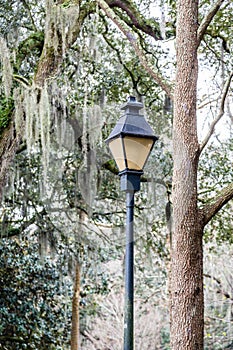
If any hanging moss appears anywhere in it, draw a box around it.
[0,97,14,136]
[0,38,13,98]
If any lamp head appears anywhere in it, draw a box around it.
[106,96,158,178]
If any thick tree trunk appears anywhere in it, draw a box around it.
[170,0,204,349]
[71,262,81,350]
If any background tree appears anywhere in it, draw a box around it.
[0,236,72,349]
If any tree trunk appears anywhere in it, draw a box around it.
[170,0,204,349]
[0,123,22,201]
[71,262,81,350]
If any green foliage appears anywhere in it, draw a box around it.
[161,327,170,349]
[0,237,72,350]
[0,97,14,135]
[16,31,44,75]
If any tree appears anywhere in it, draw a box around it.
[170,1,232,347]
[0,237,72,349]
[1,0,233,349]
[170,1,203,347]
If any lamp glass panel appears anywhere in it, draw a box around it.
[124,136,153,170]
[108,137,126,171]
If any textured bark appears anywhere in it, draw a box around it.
[0,123,22,201]
[170,0,204,349]
[71,263,81,350]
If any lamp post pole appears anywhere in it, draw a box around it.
[121,171,142,350]
[105,96,158,350]
[124,190,135,349]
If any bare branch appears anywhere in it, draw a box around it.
[97,0,173,99]
[197,0,227,47]
[200,72,233,154]
[197,97,219,110]
[199,182,233,227]
[204,273,233,300]
[81,330,100,347]
[13,74,30,88]
[21,0,37,31]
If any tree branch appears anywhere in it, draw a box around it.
[35,1,96,86]
[204,273,233,300]
[197,0,226,47]
[0,336,25,343]
[21,0,37,31]
[0,209,46,239]
[81,330,101,347]
[200,72,233,154]
[97,0,173,99]
[199,182,233,227]
[101,21,142,96]
[106,0,162,40]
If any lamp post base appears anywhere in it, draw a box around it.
[119,170,143,192]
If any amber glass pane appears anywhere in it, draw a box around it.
[108,137,126,171]
[124,136,153,170]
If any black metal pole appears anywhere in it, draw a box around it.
[124,190,135,350]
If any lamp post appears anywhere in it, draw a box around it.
[106,96,158,350]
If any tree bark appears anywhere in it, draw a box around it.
[71,262,81,350]
[0,123,22,201]
[170,0,204,349]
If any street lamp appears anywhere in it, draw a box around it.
[106,96,158,349]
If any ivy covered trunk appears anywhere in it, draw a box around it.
[170,0,204,349]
